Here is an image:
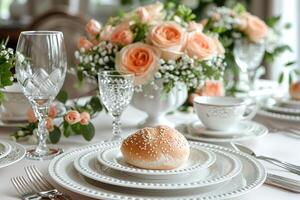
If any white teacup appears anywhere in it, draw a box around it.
[0,83,31,121]
[193,96,257,131]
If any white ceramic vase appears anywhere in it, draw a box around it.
[131,81,188,128]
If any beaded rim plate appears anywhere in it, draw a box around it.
[276,98,300,109]
[49,141,266,200]
[0,141,26,169]
[261,98,300,115]
[181,121,268,143]
[0,140,11,160]
[97,142,216,178]
[73,141,242,190]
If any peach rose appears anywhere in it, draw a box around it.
[149,22,186,60]
[27,109,37,123]
[185,32,217,60]
[187,21,203,32]
[240,13,268,42]
[111,24,133,46]
[80,112,90,125]
[85,19,101,38]
[46,117,54,132]
[136,2,165,24]
[65,110,80,125]
[115,42,160,85]
[198,80,225,96]
[48,105,57,118]
[100,25,114,41]
[77,37,93,51]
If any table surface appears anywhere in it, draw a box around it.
[0,106,300,200]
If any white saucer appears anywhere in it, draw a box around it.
[97,142,216,179]
[261,98,300,115]
[0,140,11,160]
[190,121,254,137]
[49,142,265,200]
[74,141,242,190]
[258,109,300,122]
[179,121,268,143]
[0,141,26,169]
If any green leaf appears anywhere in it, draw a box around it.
[278,72,284,84]
[289,73,293,85]
[266,16,281,28]
[49,126,61,144]
[233,3,246,14]
[56,90,68,103]
[89,96,102,112]
[285,61,296,67]
[63,121,74,137]
[71,123,81,135]
[81,123,95,141]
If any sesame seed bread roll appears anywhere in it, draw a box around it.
[121,125,190,170]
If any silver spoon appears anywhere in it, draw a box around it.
[231,143,300,176]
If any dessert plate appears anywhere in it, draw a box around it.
[190,121,254,137]
[261,98,300,115]
[74,141,241,190]
[97,143,216,179]
[258,109,300,122]
[180,121,268,143]
[0,140,11,160]
[276,98,300,109]
[0,141,26,169]
[49,142,266,200]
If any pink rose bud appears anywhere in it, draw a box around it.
[65,110,81,125]
[77,36,93,51]
[46,117,54,132]
[80,111,90,125]
[27,108,37,123]
[85,19,101,37]
[48,105,57,118]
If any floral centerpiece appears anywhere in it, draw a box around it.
[201,4,292,93]
[75,2,225,126]
[0,39,15,102]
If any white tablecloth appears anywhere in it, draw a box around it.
[0,106,300,200]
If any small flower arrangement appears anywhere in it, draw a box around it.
[75,2,225,93]
[201,4,292,92]
[0,38,15,102]
[11,93,102,143]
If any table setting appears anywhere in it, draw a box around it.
[0,1,300,200]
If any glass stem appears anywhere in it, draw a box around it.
[34,106,49,156]
[112,114,121,140]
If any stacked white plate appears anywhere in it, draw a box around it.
[0,139,26,169]
[259,97,300,122]
[49,141,266,200]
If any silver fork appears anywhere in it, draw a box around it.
[11,176,42,200]
[25,165,71,200]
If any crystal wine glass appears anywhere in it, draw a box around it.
[98,71,134,140]
[234,39,265,90]
[15,31,67,160]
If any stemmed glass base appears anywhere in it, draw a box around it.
[26,147,63,160]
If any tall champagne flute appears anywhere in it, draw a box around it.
[98,71,134,140]
[15,31,67,160]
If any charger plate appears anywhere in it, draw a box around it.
[97,142,216,179]
[0,141,25,169]
[49,141,266,200]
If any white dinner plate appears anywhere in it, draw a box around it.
[181,121,268,143]
[0,141,26,169]
[74,141,241,190]
[97,142,216,179]
[0,140,11,160]
[258,109,300,122]
[190,121,254,137]
[49,142,266,200]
